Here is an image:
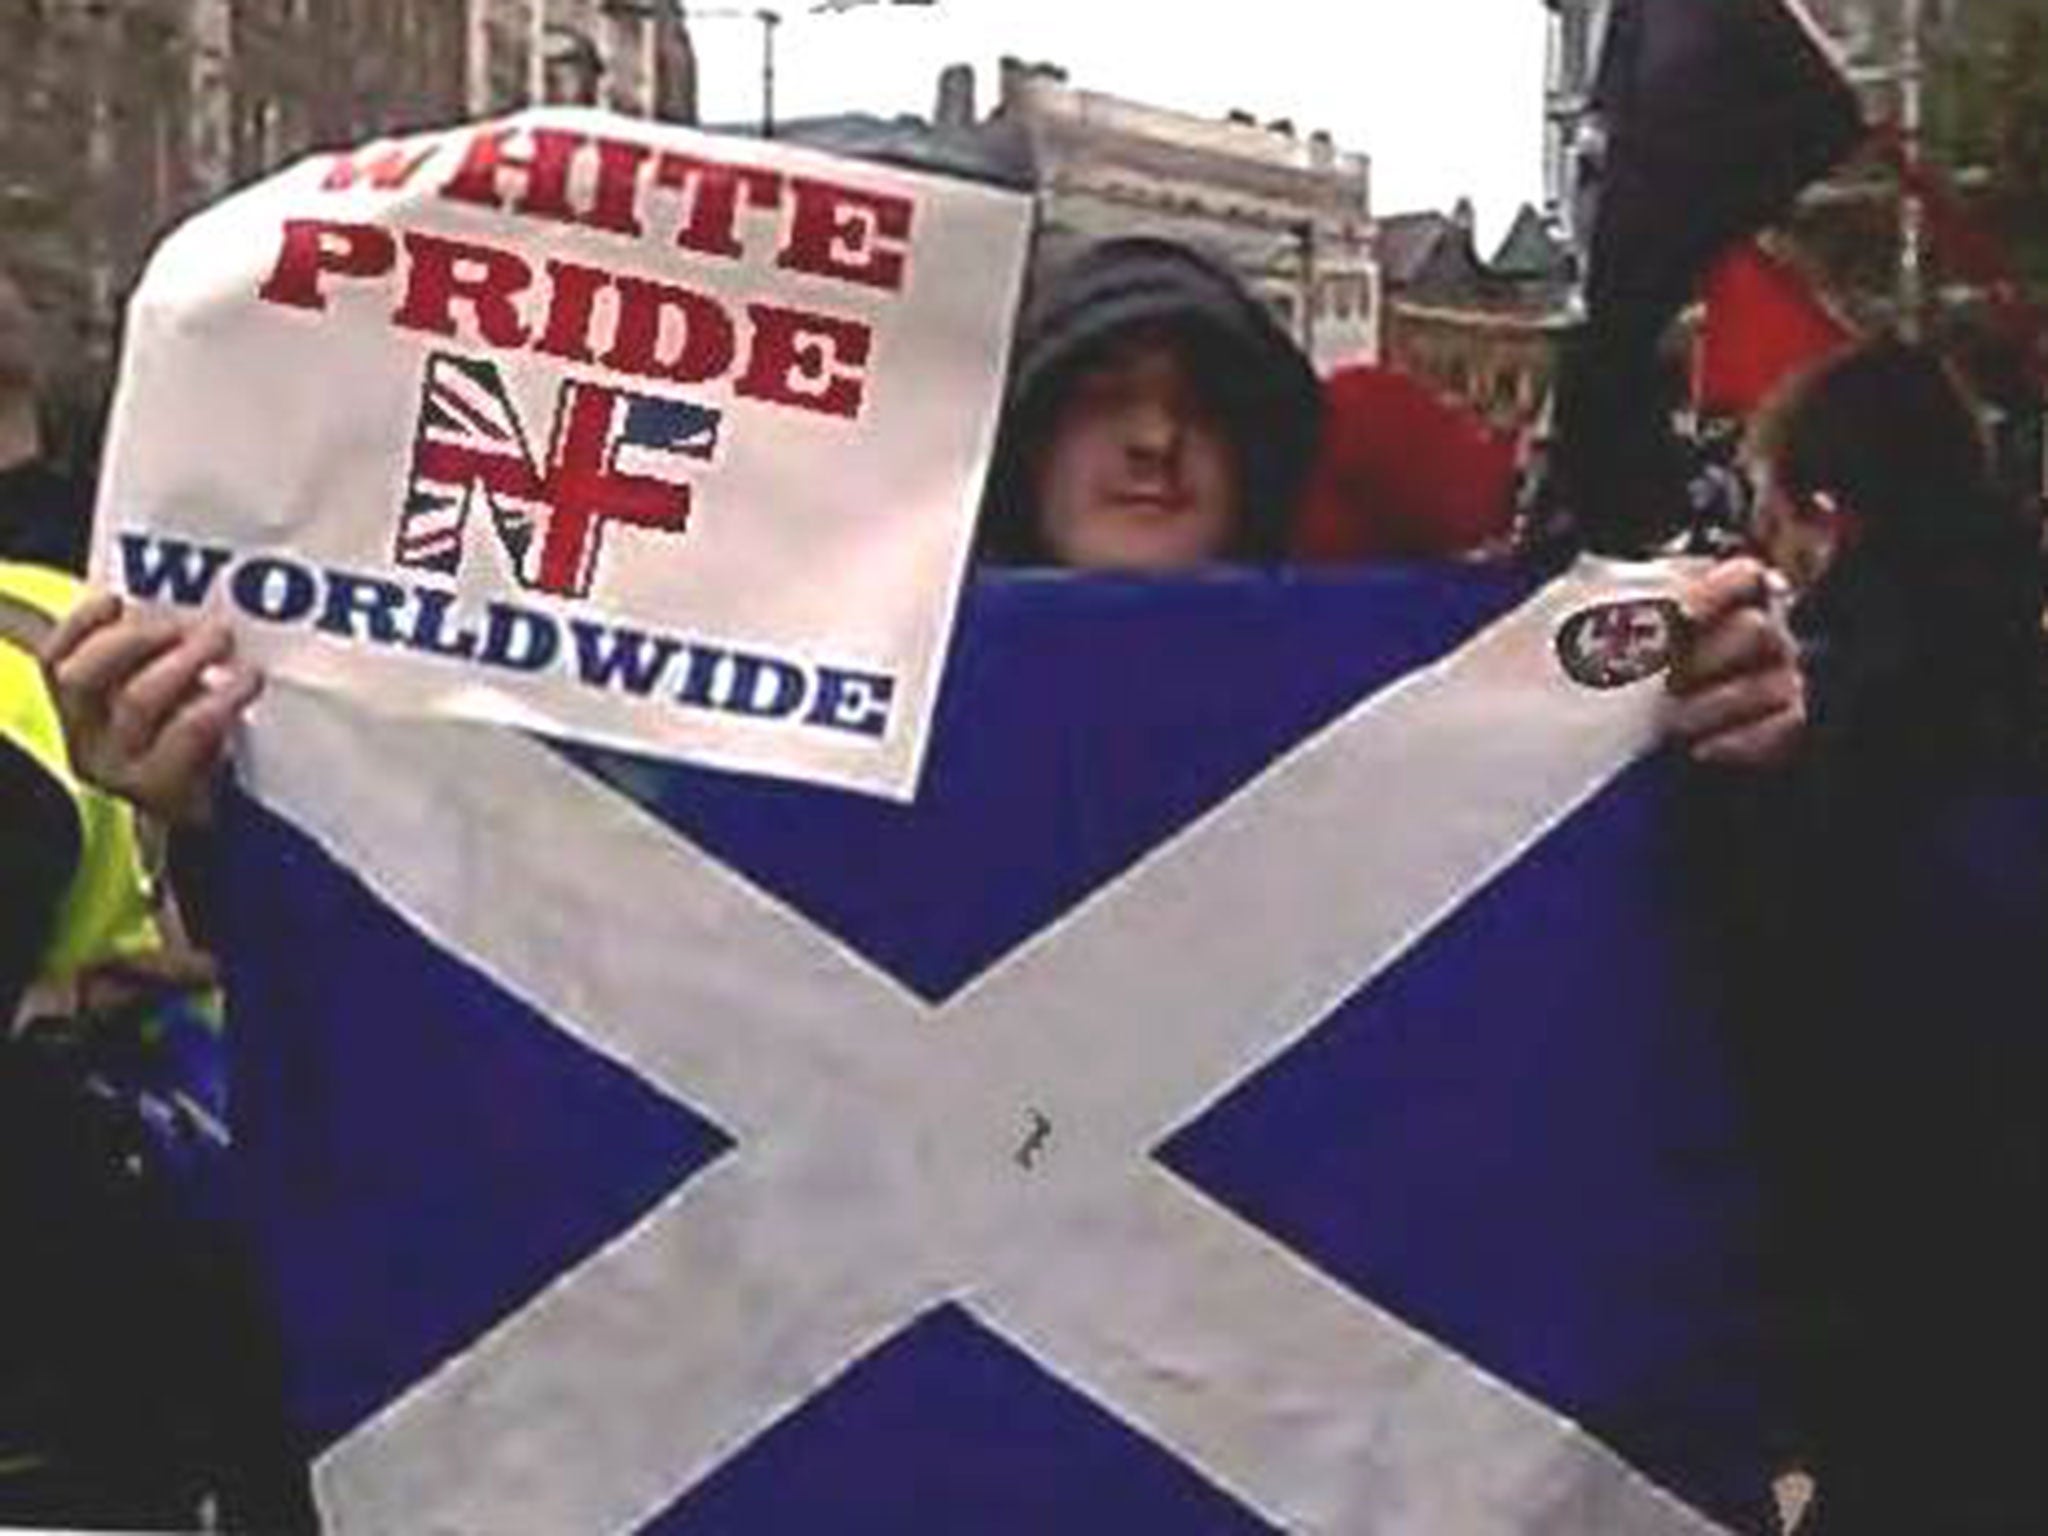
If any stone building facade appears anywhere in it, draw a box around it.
[982,60,1379,374]
[0,0,686,378]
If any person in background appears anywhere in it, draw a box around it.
[1706,338,2046,1535]
[1749,337,2044,781]
[0,562,165,1032]
[1,559,309,1532]
[0,269,92,572]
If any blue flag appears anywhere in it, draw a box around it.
[219,565,1784,1534]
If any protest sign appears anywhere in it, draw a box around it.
[93,108,1034,799]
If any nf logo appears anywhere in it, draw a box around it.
[398,353,723,600]
[1555,598,1685,691]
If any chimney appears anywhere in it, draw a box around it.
[1309,129,1334,170]
[935,62,976,127]
[998,54,1030,107]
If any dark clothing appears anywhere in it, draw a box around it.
[0,742,317,1530]
[978,237,1322,565]
[0,736,77,1021]
[0,1020,321,1532]
[0,459,91,574]
[1794,530,2046,796]
[1691,536,2048,1533]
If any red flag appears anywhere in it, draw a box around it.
[1693,241,1856,416]
[1870,123,2048,390]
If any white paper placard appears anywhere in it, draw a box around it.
[92,107,1034,800]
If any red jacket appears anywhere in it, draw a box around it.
[1291,365,1518,564]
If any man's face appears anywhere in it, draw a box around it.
[1029,329,1243,572]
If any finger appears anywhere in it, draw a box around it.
[1669,674,1801,749]
[1672,607,1794,695]
[1678,556,1774,629]
[106,618,235,760]
[209,658,265,714]
[130,668,263,823]
[46,612,191,721]
[41,590,125,669]
[1690,710,1805,770]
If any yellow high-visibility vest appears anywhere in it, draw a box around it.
[0,562,164,985]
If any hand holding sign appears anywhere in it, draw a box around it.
[42,592,263,826]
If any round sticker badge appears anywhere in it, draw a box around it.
[1554,597,1687,691]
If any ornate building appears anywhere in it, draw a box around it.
[1376,201,1574,434]
[978,59,1379,374]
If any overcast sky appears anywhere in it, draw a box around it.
[686,0,1553,252]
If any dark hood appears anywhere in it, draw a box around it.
[978,236,1321,565]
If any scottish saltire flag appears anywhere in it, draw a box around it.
[219,564,1784,1535]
